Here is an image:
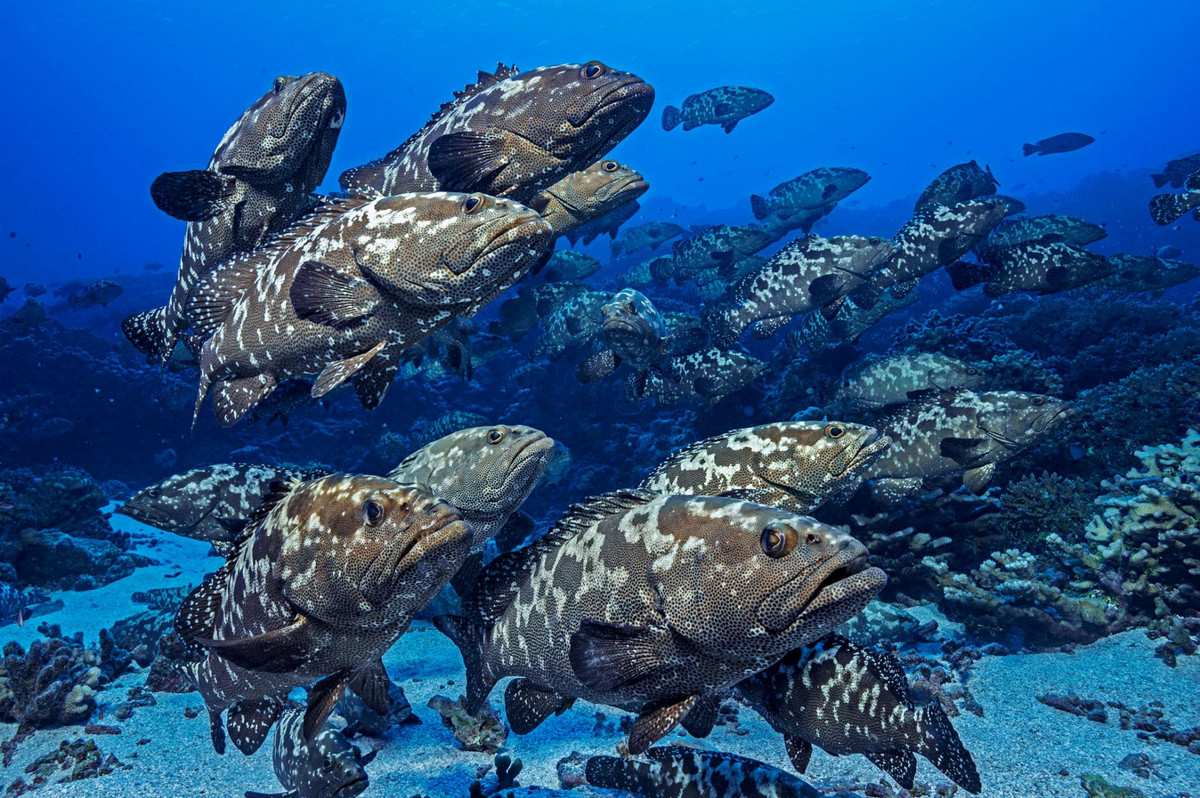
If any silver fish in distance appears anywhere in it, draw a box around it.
[123,73,346,364]
[340,63,653,205]
[435,491,885,753]
[639,421,890,514]
[585,746,823,798]
[244,705,376,798]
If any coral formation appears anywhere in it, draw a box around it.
[427,695,509,753]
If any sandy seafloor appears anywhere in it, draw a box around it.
[2,510,1198,798]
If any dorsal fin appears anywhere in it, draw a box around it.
[639,427,750,488]
[341,64,520,189]
[463,489,656,625]
[246,478,303,529]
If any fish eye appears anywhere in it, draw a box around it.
[825,424,846,439]
[148,489,160,497]
[1032,397,1045,406]
[582,62,607,79]
[487,428,506,444]
[626,302,637,314]
[273,77,287,93]
[602,160,619,173]
[967,368,980,375]
[760,524,797,559]
[322,755,334,771]
[463,194,486,214]
[362,500,386,527]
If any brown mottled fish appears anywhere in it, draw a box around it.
[585,746,822,798]
[529,159,648,239]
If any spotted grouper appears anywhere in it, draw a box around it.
[244,704,376,798]
[585,746,822,798]
[435,491,885,753]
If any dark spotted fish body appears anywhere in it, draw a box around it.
[119,463,326,557]
[661,86,775,133]
[751,167,872,226]
[387,424,555,553]
[246,705,374,798]
[585,746,822,798]
[860,198,1009,301]
[123,73,346,364]
[492,281,592,343]
[668,225,774,284]
[1098,254,1199,293]
[66,280,123,309]
[178,476,470,755]
[576,288,670,385]
[435,491,885,753]
[540,251,602,283]
[0,275,11,303]
[189,193,553,427]
[863,388,1072,502]
[948,240,1114,297]
[835,353,986,409]
[564,199,641,247]
[1152,153,1200,188]
[529,159,647,239]
[1022,132,1094,156]
[983,214,1108,251]
[639,421,890,514]
[913,161,998,214]
[1149,170,1200,226]
[611,221,687,257]
[738,636,981,794]
[530,289,610,360]
[339,63,653,205]
[706,234,895,347]
[641,347,767,405]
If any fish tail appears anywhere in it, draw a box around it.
[749,194,772,220]
[661,105,682,132]
[916,700,982,794]
[1149,192,1198,226]
[1022,143,1038,157]
[946,260,991,291]
[1151,172,1170,189]
[121,306,175,361]
[432,614,496,714]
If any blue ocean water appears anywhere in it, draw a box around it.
[2,2,1199,796]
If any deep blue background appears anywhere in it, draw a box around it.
[2,0,1200,287]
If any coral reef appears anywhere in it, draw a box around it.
[427,695,508,753]
[5,738,129,795]
[337,677,414,737]
[1040,692,1200,755]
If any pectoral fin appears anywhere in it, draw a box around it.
[349,659,391,717]
[679,693,721,738]
[304,670,349,741]
[962,462,996,494]
[312,341,387,398]
[577,350,619,383]
[939,436,991,468]
[226,695,287,755]
[150,169,237,221]
[198,615,310,673]
[427,130,514,192]
[568,619,671,693]
[291,260,382,330]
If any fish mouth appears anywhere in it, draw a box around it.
[364,513,471,592]
[495,434,555,502]
[569,77,654,128]
[480,216,553,260]
[832,429,892,478]
[597,176,650,205]
[759,543,886,633]
[332,777,369,798]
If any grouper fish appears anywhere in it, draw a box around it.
[123,73,346,365]
[863,388,1072,503]
[339,63,653,205]
[585,746,823,798]
[528,159,648,239]
[177,476,471,755]
[244,705,376,798]
[119,463,327,558]
[638,421,890,515]
[188,193,553,427]
[835,353,986,409]
[948,240,1114,296]
[738,635,981,794]
[913,160,998,214]
[661,86,774,133]
[435,491,886,753]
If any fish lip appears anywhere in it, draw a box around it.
[116,502,171,528]
[832,429,892,478]
[760,544,881,633]
[480,216,552,259]
[391,516,472,578]
[568,77,655,130]
[493,434,555,503]
[332,776,369,798]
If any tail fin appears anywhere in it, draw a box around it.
[1151,172,1170,189]
[1022,143,1038,157]
[916,700,982,794]
[750,194,772,220]
[121,306,173,360]
[661,106,682,132]
[1150,192,1198,226]
[946,260,991,291]
[432,614,496,714]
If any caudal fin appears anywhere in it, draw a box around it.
[917,700,982,794]
[432,614,496,714]
[661,105,682,132]
[121,306,174,361]
[750,194,773,220]
[1150,192,1198,226]
[1151,172,1170,189]
[1022,143,1038,156]
[946,260,991,291]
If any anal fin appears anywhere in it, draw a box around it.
[504,678,572,735]
[212,374,279,428]
[866,749,917,791]
[227,695,287,755]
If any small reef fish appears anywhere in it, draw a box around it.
[529,159,648,239]
[611,221,687,257]
[639,421,890,514]
[738,635,981,794]
[914,161,998,214]
[835,353,987,409]
[1022,132,1094,156]
[585,746,822,798]
[244,704,376,798]
[340,63,653,206]
[177,476,470,755]
[863,388,1073,502]
[949,240,1114,296]
[119,463,327,558]
[661,86,774,133]
[435,491,885,753]
[123,72,345,364]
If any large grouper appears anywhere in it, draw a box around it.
[175,476,472,755]
[435,490,886,753]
